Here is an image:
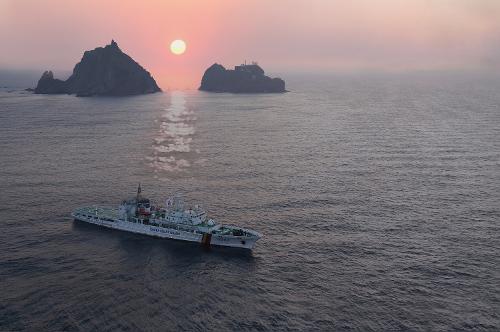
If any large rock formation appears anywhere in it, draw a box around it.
[35,40,161,96]
[199,63,286,93]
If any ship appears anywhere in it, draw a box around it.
[71,185,262,249]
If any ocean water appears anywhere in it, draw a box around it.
[0,72,499,331]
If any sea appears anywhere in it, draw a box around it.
[0,72,499,331]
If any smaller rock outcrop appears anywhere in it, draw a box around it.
[34,71,67,94]
[35,40,161,97]
[199,63,286,93]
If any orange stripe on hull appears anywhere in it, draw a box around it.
[202,233,212,247]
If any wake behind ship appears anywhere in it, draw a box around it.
[71,185,261,249]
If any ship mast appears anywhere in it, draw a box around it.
[136,183,142,201]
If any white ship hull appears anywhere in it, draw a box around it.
[71,209,259,249]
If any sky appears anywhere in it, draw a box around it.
[1,0,500,89]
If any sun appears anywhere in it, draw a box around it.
[170,39,186,55]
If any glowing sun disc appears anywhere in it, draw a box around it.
[170,39,186,55]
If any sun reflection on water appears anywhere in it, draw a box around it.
[149,92,196,173]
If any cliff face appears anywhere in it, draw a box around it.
[35,40,161,96]
[199,63,286,93]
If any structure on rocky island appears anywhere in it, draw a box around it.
[199,62,286,93]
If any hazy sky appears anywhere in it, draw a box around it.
[1,0,500,89]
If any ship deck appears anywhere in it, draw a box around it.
[74,206,119,219]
